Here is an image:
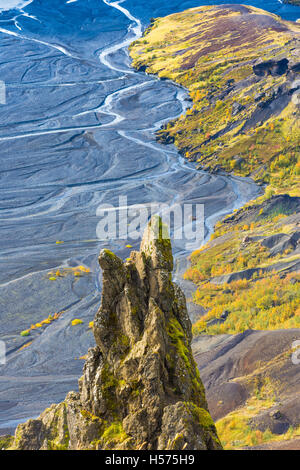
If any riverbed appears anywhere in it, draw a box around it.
[0,0,299,434]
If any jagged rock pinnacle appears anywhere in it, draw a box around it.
[10,218,222,450]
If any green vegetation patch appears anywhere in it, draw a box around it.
[130,7,299,339]
[130,5,299,196]
[0,435,14,450]
[166,316,206,404]
[192,273,300,335]
[101,421,129,447]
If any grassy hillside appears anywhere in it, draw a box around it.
[130,4,300,336]
[130,5,300,195]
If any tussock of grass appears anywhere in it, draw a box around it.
[71,319,83,326]
[20,330,30,337]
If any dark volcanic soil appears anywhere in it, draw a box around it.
[193,329,300,433]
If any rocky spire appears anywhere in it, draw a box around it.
[10,218,222,450]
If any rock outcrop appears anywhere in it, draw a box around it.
[9,218,221,450]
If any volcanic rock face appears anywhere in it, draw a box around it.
[10,219,221,450]
[253,58,289,77]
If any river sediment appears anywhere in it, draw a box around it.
[1,0,295,433]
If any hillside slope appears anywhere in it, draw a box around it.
[130,4,300,334]
[130,4,300,450]
[130,5,299,195]
[192,329,300,449]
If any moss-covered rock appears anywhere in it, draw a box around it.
[9,219,221,450]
